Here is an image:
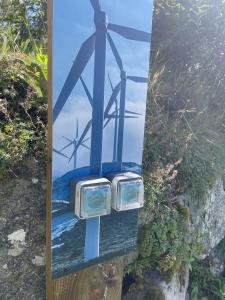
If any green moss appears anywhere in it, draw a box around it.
[125,204,200,282]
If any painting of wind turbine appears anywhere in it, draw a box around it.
[53,0,151,124]
[105,75,142,162]
[52,0,153,279]
[54,119,90,169]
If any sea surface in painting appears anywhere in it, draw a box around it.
[52,0,153,279]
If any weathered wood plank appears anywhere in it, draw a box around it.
[53,257,124,300]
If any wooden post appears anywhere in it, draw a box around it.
[53,257,124,300]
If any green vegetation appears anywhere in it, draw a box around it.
[189,260,225,300]
[177,138,225,201]
[125,0,225,295]
[218,239,225,262]
[0,0,47,52]
[144,0,225,200]
[0,0,47,176]
[126,204,194,282]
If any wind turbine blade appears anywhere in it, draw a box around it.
[108,75,114,91]
[107,33,123,71]
[108,75,118,109]
[103,118,111,128]
[82,137,90,143]
[125,116,139,119]
[80,120,92,144]
[105,115,138,119]
[108,23,150,43]
[80,76,93,106]
[76,119,79,138]
[60,141,73,152]
[90,0,101,11]
[104,82,121,116]
[127,76,148,83]
[69,120,92,161]
[77,120,92,147]
[62,136,73,143]
[68,153,74,163]
[81,143,90,150]
[105,114,117,119]
[125,109,142,116]
[53,33,95,123]
[53,148,69,159]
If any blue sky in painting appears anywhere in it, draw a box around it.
[52,0,153,180]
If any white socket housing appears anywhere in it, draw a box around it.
[109,172,144,211]
[71,178,111,219]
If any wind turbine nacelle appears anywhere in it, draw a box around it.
[71,178,111,219]
[107,172,144,212]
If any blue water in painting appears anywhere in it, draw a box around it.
[52,163,140,278]
[52,209,138,278]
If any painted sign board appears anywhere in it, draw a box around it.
[51,0,154,279]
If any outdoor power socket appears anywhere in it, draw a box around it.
[106,172,144,212]
[71,178,111,219]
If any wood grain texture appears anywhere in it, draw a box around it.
[46,0,54,298]
[53,257,124,300]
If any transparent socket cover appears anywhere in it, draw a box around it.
[74,178,111,219]
[80,184,111,219]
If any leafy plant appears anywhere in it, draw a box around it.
[125,204,199,282]
[0,0,47,52]
[0,54,47,175]
[189,260,225,300]
[0,0,47,176]
[143,0,225,204]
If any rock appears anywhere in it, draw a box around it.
[0,217,7,230]
[32,178,39,184]
[7,229,27,257]
[158,266,189,300]
[123,266,189,300]
[184,178,225,257]
[0,157,46,299]
[8,246,24,257]
[31,255,45,266]
[208,238,225,276]
[209,256,224,276]
[8,229,26,244]
[0,263,12,280]
[123,251,138,267]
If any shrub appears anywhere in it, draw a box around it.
[189,260,225,300]
[0,54,47,175]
